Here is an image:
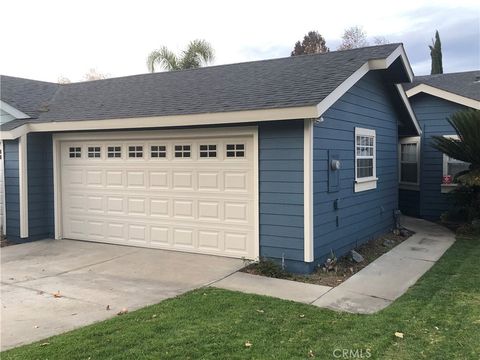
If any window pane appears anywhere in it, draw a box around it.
[401,144,416,162]
[401,163,417,183]
[447,162,470,178]
[357,158,373,178]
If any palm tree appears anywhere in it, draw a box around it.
[431,109,480,186]
[146,39,214,72]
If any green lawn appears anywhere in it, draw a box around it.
[3,237,479,360]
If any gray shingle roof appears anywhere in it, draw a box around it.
[0,76,59,118]
[1,44,401,131]
[404,71,480,101]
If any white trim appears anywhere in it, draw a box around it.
[0,100,30,119]
[354,127,377,193]
[1,105,319,140]
[52,126,260,258]
[395,84,422,136]
[303,119,314,262]
[18,134,28,238]
[399,136,421,188]
[406,84,480,110]
[0,141,5,235]
[441,184,457,193]
[317,44,414,116]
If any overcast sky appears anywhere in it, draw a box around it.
[1,0,478,82]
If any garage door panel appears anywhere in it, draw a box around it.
[60,134,255,258]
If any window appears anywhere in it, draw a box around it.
[151,145,167,158]
[399,137,420,186]
[128,146,143,158]
[69,147,81,158]
[199,144,216,158]
[0,148,2,160]
[174,145,190,158]
[441,135,470,193]
[107,146,122,158]
[87,146,101,158]
[354,128,377,192]
[226,144,245,158]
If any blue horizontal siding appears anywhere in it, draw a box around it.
[313,71,398,263]
[4,140,20,238]
[411,94,467,220]
[259,120,304,264]
[27,133,54,239]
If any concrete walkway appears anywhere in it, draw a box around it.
[212,216,455,314]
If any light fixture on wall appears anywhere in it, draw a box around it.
[314,116,325,124]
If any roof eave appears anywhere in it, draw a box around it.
[406,84,480,109]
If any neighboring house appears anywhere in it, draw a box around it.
[400,71,480,220]
[0,44,420,273]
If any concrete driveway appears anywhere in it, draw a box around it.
[1,239,243,350]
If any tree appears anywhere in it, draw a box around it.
[431,109,480,223]
[291,31,329,56]
[83,68,108,81]
[429,30,443,74]
[147,39,214,72]
[373,36,389,45]
[338,26,368,50]
[57,76,71,84]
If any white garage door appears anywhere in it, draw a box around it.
[59,130,257,259]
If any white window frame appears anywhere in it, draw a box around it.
[441,135,470,193]
[354,127,377,192]
[174,144,191,158]
[107,145,122,159]
[199,144,217,158]
[87,146,102,158]
[128,145,144,158]
[226,143,246,158]
[399,136,420,190]
[150,145,167,159]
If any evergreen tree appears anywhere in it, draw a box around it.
[429,31,443,74]
[291,31,329,56]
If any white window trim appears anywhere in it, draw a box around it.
[354,127,377,192]
[399,136,421,190]
[440,134,470,193]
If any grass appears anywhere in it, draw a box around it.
[3,236,479,360]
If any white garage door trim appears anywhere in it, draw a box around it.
[53,126,259,259]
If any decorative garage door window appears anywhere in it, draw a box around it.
[88,146,101,158]
[174,145,191,158]
[151,145,167,158]
[107,146,122,158]
[128,146,143,158]
[69,147,82,158]
[199,144,217,158]
[226,144,245,157]
[59,135,255,259]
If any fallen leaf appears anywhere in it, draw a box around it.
[40,342,50,346]
[256,309,264,313]
[71,313,77,316]
[152,314,157,318]
[299,314,305,318]
[308,349,315,358]
[106,305,110,311]
[34,325,39,329]
[434,326,439,330]
[117,308,128,316]
[395,332,404,339]
[53,291,62,298]
[244,341,252,348]
[37,291,44,295]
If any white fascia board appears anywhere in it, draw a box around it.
[317,45,414,117]
[0,105,319,140]
[395,84,422,136]
[0,100,30,119]
[406,84,480,110]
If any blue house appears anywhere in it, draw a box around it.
[399,71,480,220]
[0,44,421,273]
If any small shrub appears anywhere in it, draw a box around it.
[254,257,286,278]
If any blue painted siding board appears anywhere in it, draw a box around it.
[312,71,398,263]
[259,120,304,264]
[4,140,20,238]
[406,93,467,220]
[27,133,54,239]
